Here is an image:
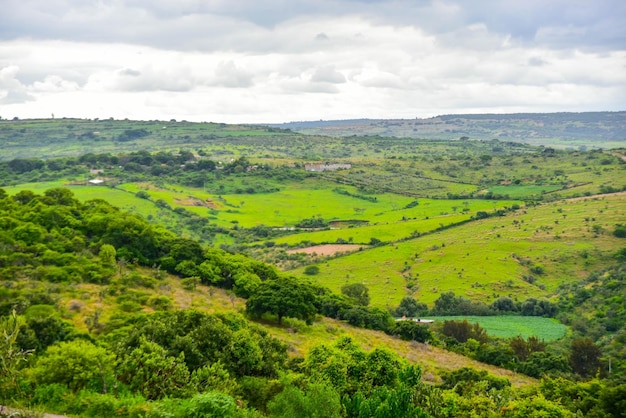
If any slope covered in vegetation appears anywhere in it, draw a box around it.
[1,188,625,417]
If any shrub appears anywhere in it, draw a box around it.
[303,265,319,276]
[614,225,626,238]
[391,321,432,343]
[147,295,174,311]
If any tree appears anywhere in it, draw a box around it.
[491,296,517,313]
[442,320,488,344]
[0,311,32,390]
[341,283,370,306]
[32,339,115,392]
[268,382,342,418]
[510,336,546,362]
[393,296,428,318]
[99,244,116,267]
[304,265,320,275]
[246,277,317,325]
[117,337,191,400]
[392,321,432,343]
[614,225,626,238]
[569,337,602,377]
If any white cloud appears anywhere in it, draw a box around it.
[0,1,624,122]
[212,61,254,88]
[0,65,34,104]
[311,66,346,84]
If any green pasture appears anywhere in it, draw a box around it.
[1,182,199,239]
[266,198,521,246]
[487,185,563,198]
[3,182,162,219]
[294,193,626,309]
[425,316,568,341]
[269,214,471,246]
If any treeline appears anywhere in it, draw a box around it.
[426,292,557,317]
[0,153,308,194]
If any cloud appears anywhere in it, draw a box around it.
[212,61,254,88]
[311,66,346,84]
[112,66,196,92]
[0,65,35,104]
[0,1,624,122]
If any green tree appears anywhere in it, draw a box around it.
[233,271,262,298]
[502,394,572,417]
[614,225,626,238]
[393,296,428,318]
[99,244,116,267]
[341,283,370,306]
[0,311,32,391]
[268,382,342,418]
[304,265,320,275]
[246,277,317,325]
[32,339,114,392]
[117,337,191,400]
[392,321,432,343]
[510,336,546,362]
[569,337,602,377]
[442,319,488,343]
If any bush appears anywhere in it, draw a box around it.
[303,265,319,276]
[614,225,626,238]
[441,367,510,395]
[391,320,432,342]
[392,296,429,318]
[32,340,115,392]
[147,295,174,311]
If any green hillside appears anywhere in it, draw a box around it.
[291,193,626,308]
[1,118,626,417]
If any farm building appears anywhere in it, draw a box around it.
[305,163,352,172]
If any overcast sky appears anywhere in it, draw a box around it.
[1,0,625,123]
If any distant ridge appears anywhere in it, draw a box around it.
[266,111,626,148]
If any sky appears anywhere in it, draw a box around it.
[1,0,625,124]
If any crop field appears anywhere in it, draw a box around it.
[425,316,568,341]
[293,193,626,309]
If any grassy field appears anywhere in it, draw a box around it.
[487,185,564,198]
[292,193,626,309]
[425,316,568,340]
[263,198,521,246]
[33,270,535,387]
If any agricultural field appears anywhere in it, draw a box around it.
[425,316,568,340]
[292,193,626,308]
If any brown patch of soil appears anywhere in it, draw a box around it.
[174,196,212,207]
[287,244,363,256]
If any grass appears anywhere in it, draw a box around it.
[40,270,536,388]
[425,316,567,341]
[487,185,564,198]
[292,193,626,309]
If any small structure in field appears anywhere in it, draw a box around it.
[396,317,434,324]
[305,163,352,172]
